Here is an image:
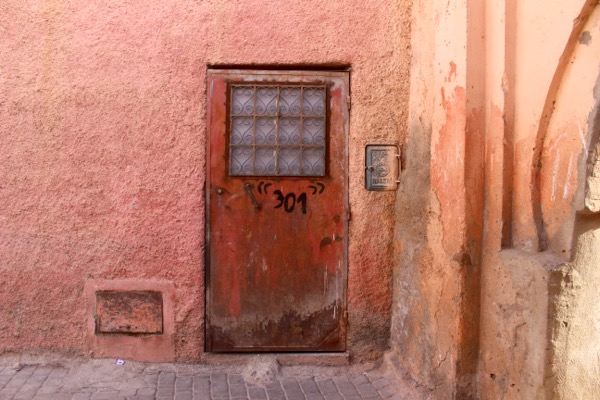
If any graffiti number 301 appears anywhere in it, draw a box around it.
[273,190,307,214]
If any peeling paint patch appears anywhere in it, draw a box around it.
[447,61,457,82]
[432,85,467,255]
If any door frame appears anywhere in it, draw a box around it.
[205,69,350,352]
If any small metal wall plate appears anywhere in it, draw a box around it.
[365,145,400,191]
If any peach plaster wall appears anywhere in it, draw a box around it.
[390,0,600,399]
[0,0,411,362]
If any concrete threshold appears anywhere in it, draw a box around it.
[201,352,351,367]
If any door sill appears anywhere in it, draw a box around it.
[202,352,350,367]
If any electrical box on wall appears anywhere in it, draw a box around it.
[365,144,400,191]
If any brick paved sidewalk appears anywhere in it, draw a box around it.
[0,356,419,400]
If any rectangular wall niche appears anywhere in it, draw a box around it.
[95,291,163,334]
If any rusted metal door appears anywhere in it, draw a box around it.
[206,70,349,352]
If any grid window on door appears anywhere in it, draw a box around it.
[229,84,326,176]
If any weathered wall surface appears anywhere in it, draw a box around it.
[0,0,411,361]
[480,2,600,399]
[546,9,600,394]
[390,0,600,398]
[547,214,600,400]
[479,1,595,399]
[391,0,480,397]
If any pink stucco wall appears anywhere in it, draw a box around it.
[0,0,411,361]
[4,0,599,398]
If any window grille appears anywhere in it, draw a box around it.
[229,85,326,176]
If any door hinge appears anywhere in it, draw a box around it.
[346,96,351,112]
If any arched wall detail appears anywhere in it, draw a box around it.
[533,0,600,253]
[531,0,598,251]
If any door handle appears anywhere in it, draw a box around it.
[244,183,262,210]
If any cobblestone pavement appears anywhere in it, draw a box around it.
[0,355,420,400]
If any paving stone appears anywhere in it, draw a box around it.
[357,382,379,397]
[158,372,176,386]
[0,387,20,397]
[16,366,36,377]
[48,370,68,379]
[37,385,61,395]
[32,395,55,400]
[305,394,324,400]
[280,377,301,390]
[211,372,228,385]
[17,383,41,392]
[339,395,362,400]
[5,377,28,388]
[332,377,360,396]
[351,374,370,385]
[90,390,121,400]
[176,375,193,390]
[211,377,229,393]
[265,381,283,390]
[0,369,16,376]
[386,394,406,400]
[248,386,267,399]
[156,387,175,397]
[265,384,286,400]
[323,394,344,400]
[16,393,40,400]
[118,388,138,397]
[372,377,393,390]
[136,387,156,396]
[230,383,248,397]
[211,388,230,397]
[193,375,210,389]
[29,375,50,385]
[316,379,338,394]
[228,374,245,385]
[143,373,159,385]
[299,378,320,394]
[175,390,194,400]
[33,367,54,376]
[193,377,210,398]
[379,385,400,398]
[366,371,384,381]
[72,393,92,400]
[52,393,75,400]
[285,390,306,400]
